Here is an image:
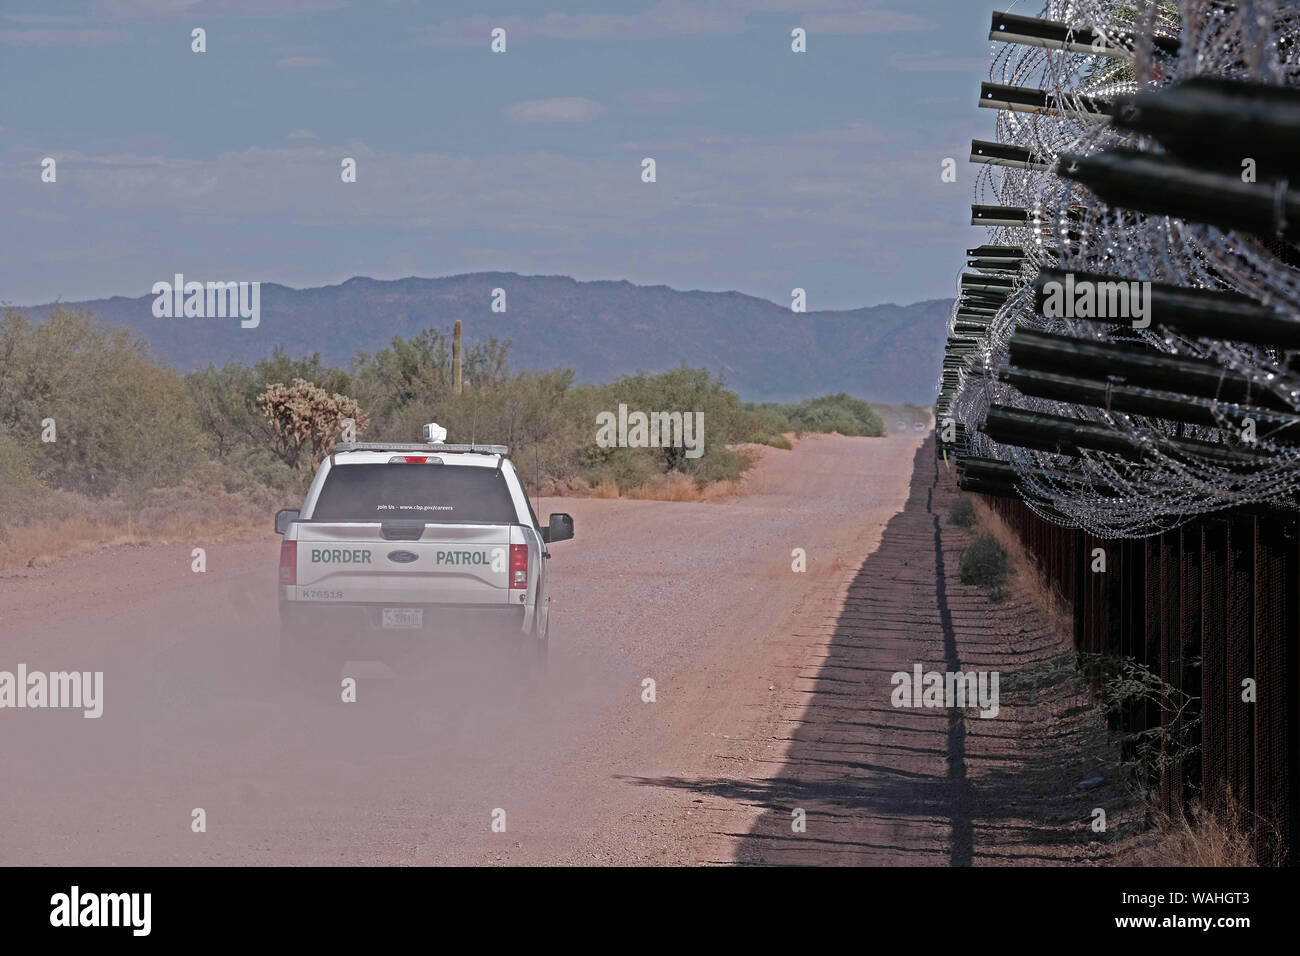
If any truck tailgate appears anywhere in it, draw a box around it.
[291,522,512,605]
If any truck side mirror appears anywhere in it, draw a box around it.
[545,512,574,543]
[274,508,300,535]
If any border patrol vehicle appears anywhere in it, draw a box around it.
[274,423,574,672]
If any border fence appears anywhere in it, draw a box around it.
[977,490,1298,864]
[938,3,1300,864]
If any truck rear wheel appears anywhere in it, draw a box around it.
[277,618,332,684]
[277,622,307,681]
[530,607,549,672]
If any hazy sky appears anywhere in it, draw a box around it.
[2,0,1004,309]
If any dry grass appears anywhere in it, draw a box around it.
[971,496,1076,643]
[0,478,285,572]
[627,473,742,501]
[0,512,266,571]
[588,473,744,502]
[592,478,621,499]
[1137,796,1274,866]
[695,479,743,502]
[625,473,696,501]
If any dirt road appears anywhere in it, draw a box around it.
[0,434,927,865]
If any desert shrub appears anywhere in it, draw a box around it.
[960,533,1008,601]
[257,346,351,397]
[187,362,260,459]
[6,308,882,514]
[584,446,664,492]
[0,307,203,497]
[740,393,885,441]
[129,474,287,528]
[949,496,976,528]
[737,402,797,442]
[1079,652,1202,800]
[784,393,884,437]
[350,329,509,433]
[189,443,302,497]
[0,430,58,527]
[584,365,750,484]
[386,368,590,490]
[186,349,359,491]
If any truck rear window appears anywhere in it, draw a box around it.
[311,464,519,524]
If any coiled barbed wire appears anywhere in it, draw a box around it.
[949,0,1300,537]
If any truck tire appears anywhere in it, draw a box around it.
[277,622,303,680]
[531,606,549,673]
[277,618,321,684]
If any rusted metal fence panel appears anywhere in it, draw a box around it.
[1201,520,1229,811]
[979,492,1297,864]
[1178,526,1202,810]
[1143,539,1162,749]
[1159,530,1181,817]
[1225,518,1254,823]
[1252,516,1296,864]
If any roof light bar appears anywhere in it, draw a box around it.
[337,442,509,455]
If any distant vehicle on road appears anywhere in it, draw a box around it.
[273,423,573,675]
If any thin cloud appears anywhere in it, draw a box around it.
[1,129,969,308]
[93,0,342,19]
[276,55,325,68]
[287,129,318,140]
[1,14,100,25]
[93,0,199,16]
[504,98,606,124]
[412,1,936,47]
[1,124,940,235]
[802,10,933,33]
[0,28,124,46]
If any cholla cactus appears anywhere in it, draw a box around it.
[257,378,368,470]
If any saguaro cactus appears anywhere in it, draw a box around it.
[452,320,463,395]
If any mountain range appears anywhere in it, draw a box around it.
[25,273,952,404]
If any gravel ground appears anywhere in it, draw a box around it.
[680,440,1148,865]
[0,433,1139,865]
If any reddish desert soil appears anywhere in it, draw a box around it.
[0,434,1138,865]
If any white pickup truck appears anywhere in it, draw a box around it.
[273,424,574,674]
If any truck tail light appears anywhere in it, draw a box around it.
[509,543,528,589]
[280,539,297,586]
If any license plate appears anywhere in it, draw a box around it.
[382,607,423,629]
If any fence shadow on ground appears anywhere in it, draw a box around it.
[624,439,1144,865]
